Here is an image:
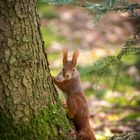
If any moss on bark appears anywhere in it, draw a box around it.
[0,0,75,139]
[0,103,75,140]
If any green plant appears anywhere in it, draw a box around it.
[42,0,140,88]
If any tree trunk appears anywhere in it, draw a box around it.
[0,0,74,139]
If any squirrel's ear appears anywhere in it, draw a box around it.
[72,49,79,66]
[63,48,68,66]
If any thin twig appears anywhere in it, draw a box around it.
[70,1,140,11]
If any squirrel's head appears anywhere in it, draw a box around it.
[62,48,79,80]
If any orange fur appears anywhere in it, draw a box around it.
[53,49,96,140]
[63,48,68,66]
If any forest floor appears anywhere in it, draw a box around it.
[38,2,140,140]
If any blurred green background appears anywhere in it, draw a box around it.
[38,1,140,139]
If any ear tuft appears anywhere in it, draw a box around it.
[72,49,79,66]
[63,48,68,66]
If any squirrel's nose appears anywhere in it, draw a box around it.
[65,73,71,79]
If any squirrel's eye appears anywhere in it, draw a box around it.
[62,68,65,71]
[73,68,75,71]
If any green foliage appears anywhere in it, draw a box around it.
[122,112,140,122]
[43,0,140,85]
[117,39,136,60]
[106,0,116,7]
[41,26,66,47]
[38,4,58,19]
[43,0,140,20]
[42,0,74,5]
[43,0,140,80]
[80,34,140,88]
[0,104,74,140]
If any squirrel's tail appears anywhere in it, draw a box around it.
[77,129,96,140]
[72,117,96,140]
[76,121,96,140]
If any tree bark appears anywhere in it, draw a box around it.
[109,132,140,140]
[0,0,74,139]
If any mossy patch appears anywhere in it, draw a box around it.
[0,103,74,140]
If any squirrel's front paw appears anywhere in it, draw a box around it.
[67,110,74,119]
[51,76,55,81]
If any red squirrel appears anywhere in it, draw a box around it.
[53,48,96,140]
